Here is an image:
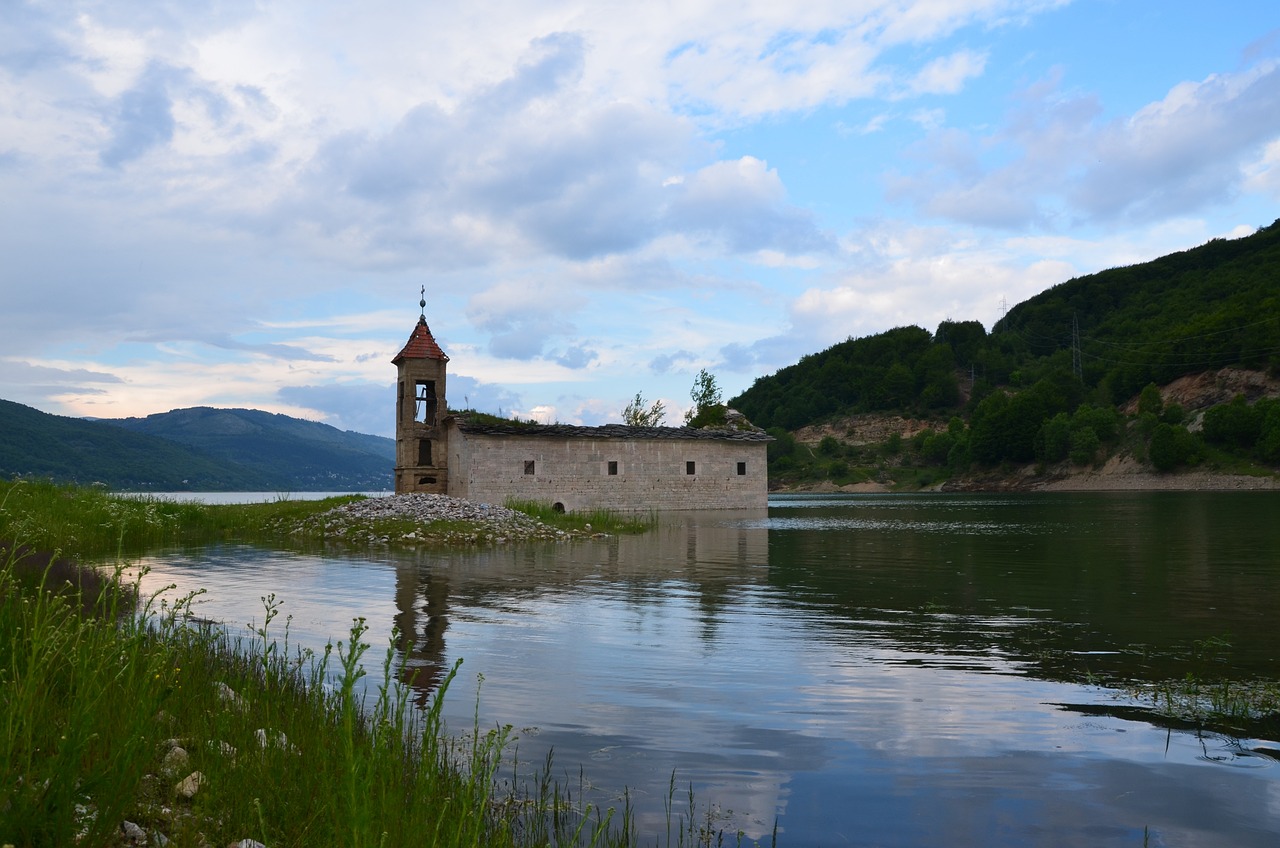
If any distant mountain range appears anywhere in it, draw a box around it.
[0,401,395,491]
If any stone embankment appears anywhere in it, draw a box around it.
[278,493,600,547]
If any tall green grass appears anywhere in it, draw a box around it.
[0,481,771,847]
[0,481,651,562]
[0,547,634,846]
[0,479,363,561]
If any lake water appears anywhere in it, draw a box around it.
[130,492,1280,847]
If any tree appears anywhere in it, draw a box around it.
[622,392,666,427]
[1149,423,1197,471]
[882,362,915,407]
[684,369,726,427]
[817,435,841,457]
[1258,398,1280,463]
[1137,383,1163,418]
[1068,426,1100,465]
[1035,412,1071,462]
[1203,395,1262,449]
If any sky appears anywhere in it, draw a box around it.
[2,1,1279,439]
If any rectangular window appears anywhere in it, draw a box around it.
[607,460,618,476]
[524,460,535,475]
[417,439,432,466]
[686,461,696,475]
[737,461,747,476]
[415,380,438,424]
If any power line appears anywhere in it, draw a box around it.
[1081,314,1280,349]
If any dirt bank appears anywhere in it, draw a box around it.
[941,455,1279,493]
[775,458,1279,495]
[1031,456,1279,492]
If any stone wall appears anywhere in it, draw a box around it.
[447,427,769,511]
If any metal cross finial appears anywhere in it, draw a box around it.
[419,285,426,317]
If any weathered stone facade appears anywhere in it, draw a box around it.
[393,311,770,510]
[447,422,770,511]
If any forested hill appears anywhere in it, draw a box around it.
[996,219,1280,402]
[106,407,395,490]
[0,399,281,490]
[729,219,1280,432]
[1,401,396,491]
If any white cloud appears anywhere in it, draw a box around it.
[1069,61,1280,222]
[904,49,987,96]
[891,60,1280,229]
[2,0,1276,434]
[665,156,832,254]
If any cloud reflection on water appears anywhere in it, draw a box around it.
[132,493,1280,845]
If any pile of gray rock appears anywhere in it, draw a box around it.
[279,493,593,547]
[327,493,540,526]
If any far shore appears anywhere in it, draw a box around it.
[775,465,1280,495]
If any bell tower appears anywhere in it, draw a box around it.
[392,288,449,494]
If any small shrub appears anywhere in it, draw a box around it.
[818,435,842,457]
[1069,426,1100,465]
[1203,395,1262,448]
[1149,423,1197,471]
[1035,413,1071,462]
[1138,383,1164,418]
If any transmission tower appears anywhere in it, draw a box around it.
[1071,312,1082,381]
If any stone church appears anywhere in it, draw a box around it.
[392,305,770,511]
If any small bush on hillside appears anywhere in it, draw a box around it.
[1204,395,1262,449]
[1069,427,1101,466]
[1149,423,1199,471]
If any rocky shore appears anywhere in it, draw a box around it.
[277,492,606,546]
[777,459,1280,494]
[1031,458,1280,492]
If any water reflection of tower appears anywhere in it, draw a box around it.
[393,557,451,708]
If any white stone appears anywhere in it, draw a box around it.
[214,682,247,711]
[174,771,204,799]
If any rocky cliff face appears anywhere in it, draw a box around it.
[781,368,1280,493]
[794,413,934,447]
[1125,367,1280,415]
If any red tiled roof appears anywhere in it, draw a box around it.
[392,316,449,363]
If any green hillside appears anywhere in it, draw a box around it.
[1,402,397,491]
[993,224,1280,401]
[0,399,282,490]
[729,219,1280,485]
[732,219,1280,429]
[106,407,395,490]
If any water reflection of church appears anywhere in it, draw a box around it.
[390,510,769,705]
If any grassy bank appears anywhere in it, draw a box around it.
[0,480,648,562]
[1,481,758,847]
[0,548,625,847]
